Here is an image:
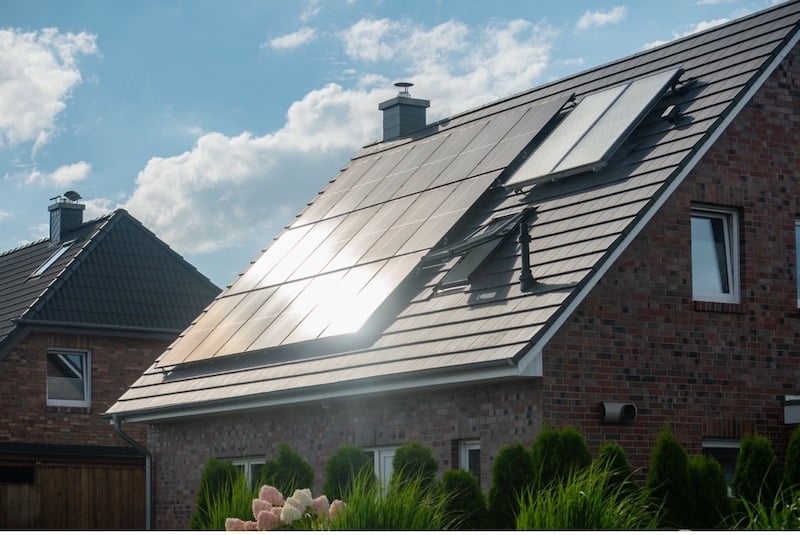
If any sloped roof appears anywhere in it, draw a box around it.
[0,209,220,358]
[107,1,800,422]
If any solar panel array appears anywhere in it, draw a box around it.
[156,93,573,367]
[505,67,683,189]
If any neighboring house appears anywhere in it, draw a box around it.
[108,2,800,528]
[0,196,220,529]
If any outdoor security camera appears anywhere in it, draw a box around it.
[601,401,637,424]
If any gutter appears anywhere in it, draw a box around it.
[111,415,152,530]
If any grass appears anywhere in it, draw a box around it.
[515,461,661,530]
[193,470,254,530]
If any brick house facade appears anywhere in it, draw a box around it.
[107,3,800,529]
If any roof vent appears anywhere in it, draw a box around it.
[48,191,85,244]
[378,82,430,141]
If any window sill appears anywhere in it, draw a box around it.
[46,405,91,414]
[693,300,746,314]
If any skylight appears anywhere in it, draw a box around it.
[30,241,74,278]
[505,67,683,189]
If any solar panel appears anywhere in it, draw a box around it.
[156,92,572,368]
[505,67,682,190]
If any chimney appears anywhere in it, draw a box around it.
[378,82,430,141]
[48,191,85,243]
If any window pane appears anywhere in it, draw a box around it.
[47,352,87,402]
[691,215,731,296]
[467,447,481,485]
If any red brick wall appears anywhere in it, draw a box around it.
[0,331,166,446]
[148,378,542,529]
[541,48,800,470]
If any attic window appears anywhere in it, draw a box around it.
[30,240,74,278]
[505,67,683,190]
[46,349,91,408]
[423,207,534,292]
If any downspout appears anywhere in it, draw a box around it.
[112,415,152,530]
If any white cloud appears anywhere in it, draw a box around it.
[268,27,316,50]
[51,161,91,186]
[299,0,321,22]
[124,16,559,260]
[576,6,628,31]
[643,17,729,49]
[0,28,97,152]
[21,160,91,187]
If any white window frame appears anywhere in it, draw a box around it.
[231,457,265,489]
[46,349,91,408]
[365,446,397,494]
[702,439,739,497]
[795,220,799,308]
[459,439,481,485]
[691,207,740,303]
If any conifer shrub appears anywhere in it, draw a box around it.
[258,443,314,497]
[783,426,800,492]
[441,469,487,529]
[594,441,634,491]
[487,442,536,529]
[390,440,438,489]
[322,444,375,501]
[645,425,690,527]
[530,425,592,490]
[684,454,730,529]
[732,433,780,506]
[190,457,241,530]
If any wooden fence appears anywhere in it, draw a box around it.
[0,457,145,529]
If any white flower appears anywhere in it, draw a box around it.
[291,488,314,510]
[280,502,303,524]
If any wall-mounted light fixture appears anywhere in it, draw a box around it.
[601,401,637,424]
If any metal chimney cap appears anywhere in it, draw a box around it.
[394,81,413,97]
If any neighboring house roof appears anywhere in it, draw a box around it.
[0,208,221,359]
[107,1,800,422]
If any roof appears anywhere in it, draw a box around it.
[107,1,800,422]
[0,209,221,358]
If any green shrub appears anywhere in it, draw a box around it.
[783,426,800,492]
[594,441,634,491]
[322,444,375,501]
[684,454,730,529]
[327,470,450,529]
[258,443,314,497]
[645,425,689,527]
[516,461,661,529]
[390,441,438,489]
[732,434,780,506]
[441,469,487,529]
[487,442,536,529]
[530,426,592,490]
[190,457,245,530]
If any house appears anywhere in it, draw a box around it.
[0,196,220,529]
[107,1,800,529]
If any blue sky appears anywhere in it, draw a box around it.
[0,0,782,287]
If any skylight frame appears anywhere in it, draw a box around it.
[30,240,75,278]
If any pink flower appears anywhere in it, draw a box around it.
[328,499,346,519]
[252,498,272,519]
[258,485,284,506]
[225,517,246,531]
[243,520,258,530]
[312,495,330,517]
[256,509,281,531]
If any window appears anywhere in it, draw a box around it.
[31,240,74,278]
[365,446,397,494]
[232,457,265,489]
[796,220,799,307]
[459,440,481,486]
[703,439,739,496]
[691,207,739,303]
[46,350,90,407]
